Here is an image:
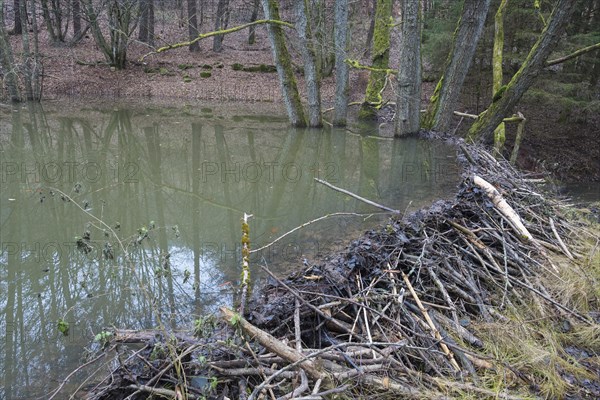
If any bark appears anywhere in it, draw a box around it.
[0,0,21,100]
[296,0,322,127]
[468,0,577,144]
[332,0,349,126]
[492,0,508,155]
[359,0,392,120]
[213,0,230,52]
[261,0,307,127]
[187,0,199,51]
[423,0,491,132]
[394,0,422,136]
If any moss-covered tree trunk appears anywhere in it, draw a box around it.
[333,0,349,126]
[422,0,491,132]
[262,0,307,127]
[296,0,322,127]
[468,0,577,144]
[492,0,508,155]
[359,0,392,120]
[394,0,422,136]
[0,0,21,101]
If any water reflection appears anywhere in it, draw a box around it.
[0,103,460,398]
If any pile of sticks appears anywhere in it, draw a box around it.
[83,141,593,400]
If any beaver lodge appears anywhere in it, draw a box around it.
[58,135,599,400]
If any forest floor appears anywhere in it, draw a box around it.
[3,20,599,186]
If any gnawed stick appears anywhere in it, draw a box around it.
[472,175,535,244]
[315,178,400,214]
[401,271,461,372]
[549,217,574,260]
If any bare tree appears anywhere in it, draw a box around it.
[12,0,22,34]
[139,0,155,46]
[422,0,491,132]
[333,0,349,126]
[248,0,261,44]
[187,0,200,51]
[213,0,230,51]
[0,0,21,100]
[468,0,577,144]
[296,0,322,127]
[262,0,307,127]
[395,0,422,136]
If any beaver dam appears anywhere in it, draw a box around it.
[54,136,599,400]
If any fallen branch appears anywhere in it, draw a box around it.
[314,178,400,214]
[221,307,327,383]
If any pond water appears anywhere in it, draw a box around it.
[0,102,460,399]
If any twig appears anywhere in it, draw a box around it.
[251,212,374,254]
[314,178,400,214]
[401,271,461,372]
[549,217,574,260]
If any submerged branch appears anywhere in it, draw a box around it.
[314,178,400,214]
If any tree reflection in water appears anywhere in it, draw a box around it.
[0,103,459,398]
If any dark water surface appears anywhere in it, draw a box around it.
[0,102,460,399]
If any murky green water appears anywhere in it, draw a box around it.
[0,102,460,399]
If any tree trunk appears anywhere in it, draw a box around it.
[139,0,149,43]
[73,0,82,37]
[333,0,349,126]
[422,0,491,132]
[296,0,322,127]
[0,0,21,101]
[213,0,230,52]
[364,0,376,57]
[492,0,508,155]
[187,0,200,51]
[248,0,260,44]
[139,0,154,46]
[359,0,392,120]
[468,0,577,144]
[261,0,307,127]
[12,0,22,34]
[394,0,422,136]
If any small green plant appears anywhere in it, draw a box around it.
[150,343,166,360]
[94,331,113,347]
[143,66,160,74]
[178,63,194,70]
[200,71,212,78]
[201,64,213,70]
[159,67,174,76]
[209,376,218,391]
[183,75,193,83]
[194,315,216,337]
[231,63,243,71]
[57,319,69,336]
